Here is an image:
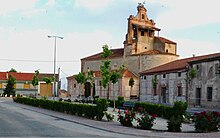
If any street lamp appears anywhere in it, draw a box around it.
[48,35,64,99]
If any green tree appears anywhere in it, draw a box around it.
[3,74,16,97]
[110,65,124,111]
[32,70,39,96]
[189,68,196,80]
[100,45,112,99]
[32,70,39,87]
[9,68,17,72]
[75,72,87,98]
[129,77,135,98]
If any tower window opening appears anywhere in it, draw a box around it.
[166,49,168,53]
[142,14,144,19]
[141,31,144,36]
[145,47,147,49]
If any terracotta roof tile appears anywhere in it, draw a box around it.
[81,48,124,61]
[155,37,177,44]
[0,72,56,81]
[140,52,220,75]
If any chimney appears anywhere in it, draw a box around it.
[192,54,195,57]
[6,73,8,79]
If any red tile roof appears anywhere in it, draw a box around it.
[140,52,220,75]
[81,48,124,61]
[0,72,56,81]
[155,37,177,44]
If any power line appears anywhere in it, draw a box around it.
[0,58,79,63]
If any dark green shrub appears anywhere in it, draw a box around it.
[118,96,124,106]
[172,101,187,117]
[167,115,182,132]
[14,97,106,121]
[96,98,109,121]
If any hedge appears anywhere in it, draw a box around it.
[13,97,108,120]
[135,101,187,119]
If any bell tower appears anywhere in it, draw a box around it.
[124,3,161,56]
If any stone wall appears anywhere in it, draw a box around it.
[189,60,220,108]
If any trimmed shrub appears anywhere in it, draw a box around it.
[135,102,172,119]
[14,97,105,121]
[167,115,182,132]
[96,98,109,121]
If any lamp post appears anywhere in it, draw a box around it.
[48,35,63,99]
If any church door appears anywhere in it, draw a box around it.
[85,82,91,98]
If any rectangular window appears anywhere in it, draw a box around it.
[141,31,144,36]
[24,84,30,89]
[99,81,102,86]
[163,74,166,78]
[74,84,76,88]
[153,87,157,96]
[177,86,182,96]
[178,72,181,77]
[207,87,212,101]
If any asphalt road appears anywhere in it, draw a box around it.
[0,98,135,138]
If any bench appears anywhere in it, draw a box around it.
[118,102,135,110]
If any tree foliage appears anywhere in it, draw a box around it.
[100,60,111,88]
[75,72,87,85]
[189,68,196,80]
[32,70,39,88]
[101,44,112,58]
[9,68,17,72]
[43,77,53,84]
[129,77,135,87]
[3,74,16,97]
[152,75,158,88]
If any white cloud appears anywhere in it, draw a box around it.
[177,38,220,59]
[0,28,114,75]
[75,0,112,10]
[0,0,37,15]
[147,0,220,31]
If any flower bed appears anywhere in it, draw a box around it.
[194,111,220,132]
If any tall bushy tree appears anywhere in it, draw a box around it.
[3,74,16,97]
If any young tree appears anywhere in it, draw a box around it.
[32,70,39,86]
[100,44,112,99]
[129,77,135,98]
[110,65,124,111]
[3,74,16,97]
[75,72,87,99]
[32,70,39,96]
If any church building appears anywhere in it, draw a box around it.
[67,3,179,100]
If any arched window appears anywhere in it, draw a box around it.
[142,14,145,19]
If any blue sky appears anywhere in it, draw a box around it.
[0,0,220,88]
